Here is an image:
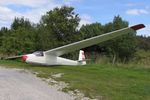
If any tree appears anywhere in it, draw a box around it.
[39,6,80,50]
[79,23,105,60]
[103,16,137,63]
[35,24,56,50]
[79,16,137,63]
[80,23,104,39]
[0,18,36,55]
[11,17,32,30]
[0,27,8,47]
[137,36,150,51]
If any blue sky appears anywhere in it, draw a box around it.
[0,0,149,36]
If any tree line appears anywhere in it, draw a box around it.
[0,6,149,63]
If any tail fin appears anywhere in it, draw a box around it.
[78,50,86,65]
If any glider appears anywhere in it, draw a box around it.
[5,24,145,65]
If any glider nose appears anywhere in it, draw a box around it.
[22,55,28,61]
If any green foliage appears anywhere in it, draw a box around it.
[79,23,105,59]
[102,16,137,62]
[130,50,150,66]
[0,18,36,55]
[137,36,150,51]
[80,23,104,39]
[11,17,32,30]
[80,16,137,63]
[0,27,8,47]
[39,6,80,49]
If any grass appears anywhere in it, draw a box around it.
[0,60,150,100]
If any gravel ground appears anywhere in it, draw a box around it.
[0,67,74,100]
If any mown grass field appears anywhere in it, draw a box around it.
[0,60,150,100]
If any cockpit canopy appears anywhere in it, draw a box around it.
[33,51,44,56]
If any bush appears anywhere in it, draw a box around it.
[130,50,150,65]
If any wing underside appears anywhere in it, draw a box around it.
[44,24,145,56]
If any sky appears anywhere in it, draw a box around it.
[0,0,150,36]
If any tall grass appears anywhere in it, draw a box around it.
[127,50,150,68]
[86,50,150,68]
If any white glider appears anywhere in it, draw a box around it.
[13,24,145,65]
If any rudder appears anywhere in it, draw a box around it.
[78,50,86,65]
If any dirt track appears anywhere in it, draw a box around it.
[0,67,74,100]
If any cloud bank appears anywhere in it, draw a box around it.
[0,0,90,28]
[126,9,149,15]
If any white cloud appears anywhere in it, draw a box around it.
[63,0,83,5]
[21,2,61,23]
[0,0,61,28]
[0,6,22,27]
[0,0,89,28]
[0,0,51,8]
[126,9,149,15]
[137,25,150,37]
[78,14,92,28]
